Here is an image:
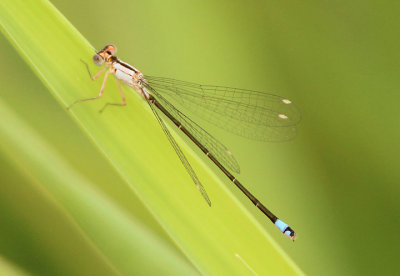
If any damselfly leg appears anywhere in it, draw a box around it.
[67,60,127,113]
[99,80,127,113]
[67,67,109,110]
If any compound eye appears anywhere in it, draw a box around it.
[105,44,117,55]
[93,54,104,66]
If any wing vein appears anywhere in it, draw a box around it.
[145,76,301,141]
[144,94,211,206]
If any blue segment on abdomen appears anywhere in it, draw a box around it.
[275,219,289,232]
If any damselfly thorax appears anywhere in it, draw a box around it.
[97,46,150,99]
[68,44,300,241]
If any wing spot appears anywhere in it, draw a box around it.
[278,114,288,119]
[282,99,292,104]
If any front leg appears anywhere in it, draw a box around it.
[81,59,105,81]
[67,70,110,110]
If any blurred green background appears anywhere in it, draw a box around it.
[1,0,400,275]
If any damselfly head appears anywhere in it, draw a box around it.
[93,44,118,66]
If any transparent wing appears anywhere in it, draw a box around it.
[145,76,301,141]
[144,95,211,206]
[144,84,241,174]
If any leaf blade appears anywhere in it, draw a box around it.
[0,0,303,274]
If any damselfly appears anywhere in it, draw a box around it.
[68,44,300,240]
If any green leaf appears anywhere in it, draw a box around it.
[0,94,199,275]
[0,256,31,276]
[0,0,302,274]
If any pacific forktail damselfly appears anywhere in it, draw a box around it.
[68,44,300,240]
